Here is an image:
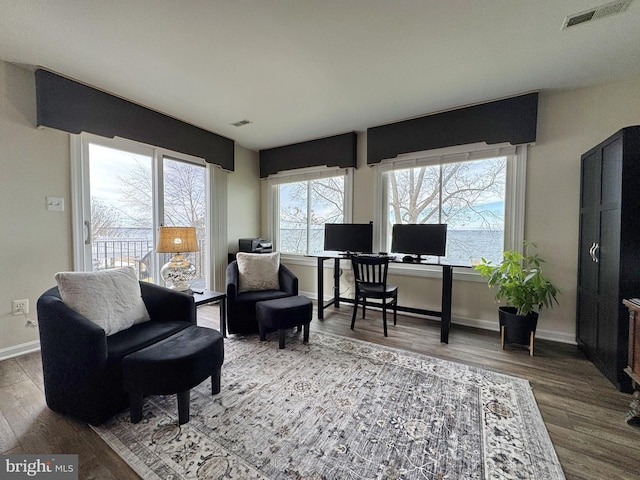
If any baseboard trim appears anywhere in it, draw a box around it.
[301,290,577,346]
[2,296,574,361]
[452,316,576,345]
[0,340,41,361]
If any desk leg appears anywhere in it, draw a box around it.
[441,266,453,344]
[334,258,341,309]
[220,298,227,338]
[317,257,324,319]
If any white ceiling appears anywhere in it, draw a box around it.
[1,0,639,151]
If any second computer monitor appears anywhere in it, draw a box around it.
[391,224,447,258]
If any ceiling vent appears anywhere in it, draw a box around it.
[231,119,252,127]
[562,0,633,29]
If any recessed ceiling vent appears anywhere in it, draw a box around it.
[231,119,252,127]
[562,0,633,29]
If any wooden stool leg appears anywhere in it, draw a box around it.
[279,329,286,349]
[129,392,144,423]
[529,331,535,356]
[501,326,505,350]
[303,322,310,343]
[177,390,190,425]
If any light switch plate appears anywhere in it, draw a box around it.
[46,196,64,211]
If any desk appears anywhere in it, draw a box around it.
[192,289,227,338]
[312,254,469,344]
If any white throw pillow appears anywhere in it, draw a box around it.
[236,252,281,293]
[55,266,151,336]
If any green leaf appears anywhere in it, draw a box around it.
[475,242,559,316]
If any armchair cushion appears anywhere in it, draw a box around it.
[55,266,150,335]
[107,320,192,361]
[236,252,281,293]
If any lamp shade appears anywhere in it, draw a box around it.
[156,226,199,253]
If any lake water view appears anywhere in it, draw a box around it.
[280,228,504,264]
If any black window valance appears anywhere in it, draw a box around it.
[259,132,357,178]
[35,69,234,170]
[367,93,538,164]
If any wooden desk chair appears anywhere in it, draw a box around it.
[350,255,398,337]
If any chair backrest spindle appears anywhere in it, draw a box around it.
[351,255,390,289]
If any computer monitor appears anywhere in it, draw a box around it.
[391,224,447,259]
[323,223,373,254]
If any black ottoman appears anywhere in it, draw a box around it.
[256,295,313,349]
[122,325,224,424]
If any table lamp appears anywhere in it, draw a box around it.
[156,226,199,291]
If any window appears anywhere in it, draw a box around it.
[71,133,211,288]
[375,143,526,265]
[267,168,353,255]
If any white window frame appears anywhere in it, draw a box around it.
[70,132,228,291]
[373,142,527,281]
[266,166,354,265]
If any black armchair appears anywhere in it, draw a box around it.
[226,260,298,334]
[37,282,196,426]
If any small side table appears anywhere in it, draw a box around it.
[192,290,227,337]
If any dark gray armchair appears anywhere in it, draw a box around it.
[37,282,196,426]
[226,260,298,334]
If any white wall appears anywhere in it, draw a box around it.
[272,75,640,344]
[227,145,261,252]
[0,61,72,357]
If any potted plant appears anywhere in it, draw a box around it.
[474,242,559,354]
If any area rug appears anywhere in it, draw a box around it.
[93,331,565,479]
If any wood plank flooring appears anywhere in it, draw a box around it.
[1,303,638,479]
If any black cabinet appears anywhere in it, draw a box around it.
[577,126,640,392]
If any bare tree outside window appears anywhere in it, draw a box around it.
[163,158,207,233]
[388,157,506,263]
[117,158,206,232]
[90,198,122,239]
[279,176,345,254]
[115,157,206,281]
[89,148,206,282]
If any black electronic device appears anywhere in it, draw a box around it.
[391,224,447,260]
[323,223,373,254]
[238,238,273,253]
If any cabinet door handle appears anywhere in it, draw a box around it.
[593,242,599,263]
[589,243,596,262]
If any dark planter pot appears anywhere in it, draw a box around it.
[498,306,538,354]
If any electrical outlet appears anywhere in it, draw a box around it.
[12,299,29,316]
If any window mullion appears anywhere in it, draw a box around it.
[306,180,312,255]
[153,152,164,283]
[438,164,443,224]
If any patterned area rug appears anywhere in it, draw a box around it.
[93,331,565,479]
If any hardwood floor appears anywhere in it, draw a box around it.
[1,303,638,479]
